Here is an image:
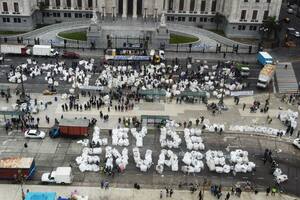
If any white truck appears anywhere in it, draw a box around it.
[0,44,30,55]
[257,64,276,88]
[41,167,73,184]
[32,45,58,57]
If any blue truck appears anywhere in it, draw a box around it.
[257,51,273,66]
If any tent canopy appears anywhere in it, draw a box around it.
[138,89,166,96]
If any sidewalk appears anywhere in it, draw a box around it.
[0,184,298,200]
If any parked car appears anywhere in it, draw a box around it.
[24,129,46,139]
[293,138,300,149]
[287,8,294,14]
[62,51,80,59]
[293,31,300,38]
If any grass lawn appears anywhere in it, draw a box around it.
[0,31,27,35]
[58,31,87,41]
[169,34,198,44]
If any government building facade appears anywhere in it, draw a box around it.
[0,0,282,38]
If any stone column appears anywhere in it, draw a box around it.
[122,0,127,18]
[93,0,97,10]
[133,0,137,18]
[81,0,85,10]
[49,0,53,9]
[71,0,75,9]
[196,0,201,13]
[185,0,191,11]
[165,0,169,11]
[206,0,212,13]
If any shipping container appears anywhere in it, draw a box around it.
[0,157,36,180]
[58,119,90,137]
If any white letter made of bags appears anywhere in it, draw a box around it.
[160,121,182,149]
[105,146,129,172]
[132,147,153,172]
[131,127,147,147]
[156,149,178,174]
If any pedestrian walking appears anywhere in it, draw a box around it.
[160,191,163,199]
[198,190,202,200]
[166,187,169,197]
[170,189,173,197]
[297,130,300,138]
[242,103,246,111]
[200,116,204,123]
[266,186,270,196]
[225,192,230,200]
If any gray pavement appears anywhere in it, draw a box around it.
[0,184,299,200]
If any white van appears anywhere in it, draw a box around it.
[41,167,73,184]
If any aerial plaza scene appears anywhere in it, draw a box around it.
[0,0,300,200]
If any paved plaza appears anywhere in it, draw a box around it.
[0,184,299,200]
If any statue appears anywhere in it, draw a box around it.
[160,12,166,27]
[91,10,98,24]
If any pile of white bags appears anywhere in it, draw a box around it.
[92,126,108,146]
[205,150,230,173]
[76,147,101,172]
[131,127,147,147]
[278,109,298,129]
[203,119,225,133]
[112,128,130,146]
[184,128,205,151]
[156,149,178,174]
[132,147,152,172]
[229,125,285,136]
[230,149,256,173]
[160,121,181,148]
[181,151,204,173]
[105,146,129,171]
[273,168,288,183]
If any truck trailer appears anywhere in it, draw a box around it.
[50,118,90,137]
[0,44,30,55]
[0,157,36,180]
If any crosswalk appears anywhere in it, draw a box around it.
[276,62,298,94]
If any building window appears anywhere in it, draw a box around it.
[54,12,61,17]
[75,13,82,18]
[238,25,246,30]
[244,0,248,2]
[179,0,184,11]
[190,0,195,12]
[77,0,82,8]
[45,0,50,6]
[168,0,174,11]
[56,0,61,7]
[2,2,8,12]
[66,0,71,8]
[256,0,260,2]
[249,25,257,31]
[240,10,246,20]
[252,10,258,20]
[88,0,93,8]
[86,13,93,18]
[201,0,206,12]
[13,18,21,23]
[267,0,271,3]
[13,3,19,13]
[210,18,214,22]
[64,13,71,17]
[263,10,269,20]
[188,17,196,22]
[211,0,217,12]
[3,17,10,22]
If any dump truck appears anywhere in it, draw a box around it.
[257,64,276,88]
[0,157,36,180]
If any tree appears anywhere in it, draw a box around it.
[214,12,224,31]
[261,16,281,40]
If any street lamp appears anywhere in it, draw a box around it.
[102,6,105,20]
[112,6,115,21]
[154,8,158,22]
[144,8,147,20]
